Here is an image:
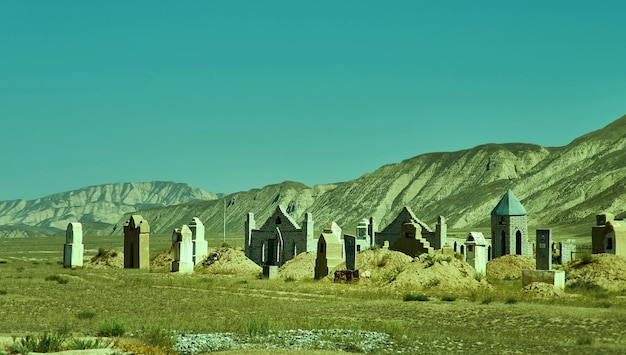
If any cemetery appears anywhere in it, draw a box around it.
[2,189,626,354]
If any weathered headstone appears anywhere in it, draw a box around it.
[315,222,344,279]
[172,225,194,273]
[464,232,487,275]
[189,217,208,265]
[536,229,552,270]
[345,234,357,270]
[123,215,150,269]
[522,228,564,290]
[63,222,84,268]
[560,239,576,264]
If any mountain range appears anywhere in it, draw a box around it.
[1,115,625,239]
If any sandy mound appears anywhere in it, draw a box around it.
[328,248,413,283]
[564,253,626,292]
[487,255,535,281]
[523,282,563,297]
[386,253,490,291]
[150,247,174,269]
[195,248,261,276]
[86,248,124,269]
[278,252,316,280]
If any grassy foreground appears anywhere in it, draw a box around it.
[0,237,626,354]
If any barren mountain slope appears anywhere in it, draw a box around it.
[0,181,217,236]
[120,115,626,237]
[3,115,625,238]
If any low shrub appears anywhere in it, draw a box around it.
[98,320,126,337]
[504,297,518,304]
[403,293,429,302]
[141,326,176,348]
[44,275,69,284]
[481,296,493,305]
[8,332,67,353]
[441,295,456,302]
[67,338,113,350]
[76,310,96,320]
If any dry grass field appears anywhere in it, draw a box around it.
[1,236,626,354]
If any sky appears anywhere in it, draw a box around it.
[1,1,625,201]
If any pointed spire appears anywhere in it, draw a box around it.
[491,189,527,216]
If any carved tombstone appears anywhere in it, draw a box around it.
[189,217,208,265]
[63,222,84,268]
[536,229,552,270]
[123,215,150,269]
[345,234,357,271]
[172,225,194,273]
[315,222,344,279]
[464,232,487,275]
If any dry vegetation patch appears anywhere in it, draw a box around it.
[388,253,490,292]
[85,248,123,269]
[522,282,564,298]
[278,251,316,281]
[564,253,626,292]
[486,255,535,281]
[195,248,261,276]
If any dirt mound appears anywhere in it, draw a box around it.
[278,252,316,280]
[150,247,174,269]
[86,248,124,269]
[487,255,535,281]
[195,248,261,276]
[564,253,626,292]
[523,282,563,297]
[329,248,413,283]
[386,253,490,292]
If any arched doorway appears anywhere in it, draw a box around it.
[515,231,522,255]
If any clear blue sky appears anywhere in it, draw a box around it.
[1,1,625,201]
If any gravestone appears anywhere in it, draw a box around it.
[464,232,487,275]
[189,217,208,265]
[560,239,576,264]
[536,229,551,270]
[172,225,194,273]
[123,215,150,269]
[63,222,84,268]
[345,234,357,270]
[522,228,564,290]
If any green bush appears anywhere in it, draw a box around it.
[98,320,126,337]
[504,297,518,304]
[76,310,96,320]
[441,295,456,302]
[403,293,429,302]
[481,297,493,305]
[0,289,7,295]
[8,332,67,353]
[576,336,593,345]
[44,275,69,284]
[284,276,296,282]
[140,326,175,348]
[67,338,113,350]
